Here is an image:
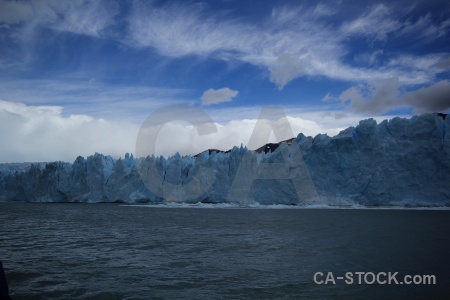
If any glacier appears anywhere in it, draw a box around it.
[0,113,449,207]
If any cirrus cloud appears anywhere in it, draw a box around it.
[127,1,450,89]
[2,1,449,91]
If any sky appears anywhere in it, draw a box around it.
[0,0,449,163]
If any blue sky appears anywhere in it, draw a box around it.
[0,0,449,162]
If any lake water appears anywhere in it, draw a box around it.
[1,203,449,299]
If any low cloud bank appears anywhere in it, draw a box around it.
[0,99,394,163]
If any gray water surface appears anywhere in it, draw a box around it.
[1,203,449,299]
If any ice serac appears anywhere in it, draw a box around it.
[0,113,449,206]
[330,114,449,206]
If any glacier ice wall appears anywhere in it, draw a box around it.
[0,114,449,206]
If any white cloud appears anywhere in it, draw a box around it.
[150,115,347,156]
[201,87,238,106]
[151,108,402,156]
[1,99,399,163]
[0,99,138,163]
[269,53,304,90]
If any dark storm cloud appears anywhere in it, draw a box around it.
[402,80,450,113]
[432,57,450,70]
[338,79,450,114]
